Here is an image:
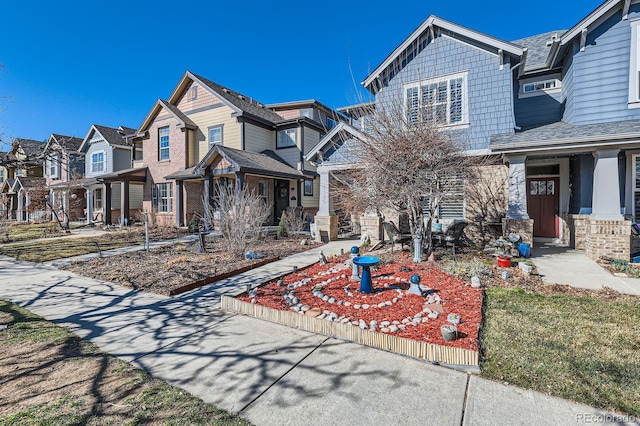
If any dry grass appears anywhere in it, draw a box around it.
[0,299,249,425]
[481,287,640,416]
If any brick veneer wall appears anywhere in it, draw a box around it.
[585,220,631,261]
[563,214,589,249]
[502,218,534,246]
[183,180,204,226]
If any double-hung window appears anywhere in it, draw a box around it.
[405,71,468,126]
[630,20,640,107]
[304,178,313,196]
[49,154,60,179]
[159,127,170,160]
[277,128,296,148]
[209,125,223,147]
[153,182,173,213]
[91,152,105,173]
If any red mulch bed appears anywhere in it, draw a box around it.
[237,252,483,351]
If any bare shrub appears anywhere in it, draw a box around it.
[203,183,271,259]
[284,206,305,235]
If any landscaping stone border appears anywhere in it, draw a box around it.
[221,294,479,366]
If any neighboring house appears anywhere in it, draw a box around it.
[0,139,46,221]
[134,71,343,227]
[42,134,86,223]
[78,124,143,225]
[309,0,640,261]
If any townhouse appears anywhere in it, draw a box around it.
[308,0,640,261]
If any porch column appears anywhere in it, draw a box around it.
[506,155,529,219]
[104,183,112,225]
[175,180,184,227]
[86,189,93,224]
[317,169,334,216]
[17,190,23,222]
[121,180,130,225]
[591,149,623,220]
[314,167,338,242]
[203,173,212,228]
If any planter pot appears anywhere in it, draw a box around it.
[497,256,511,268]
[441,324,458,341]
[519,262,534,274]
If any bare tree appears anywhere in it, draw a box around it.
[332,102,482,257]
[284,206,305,236]
[202,182,271,259]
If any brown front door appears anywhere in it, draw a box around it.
[527,177,559,238]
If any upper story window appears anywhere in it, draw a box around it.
[188,86,198,101]
[277,128,296,148]
[209,125,223,146]
[159,126,170,160]
[326,117,338,129]
[0,168,4,183]
[405,71,468,127]
[519,75,562,98]
[91,151,105,173]
[49,154,60,179]
[630,20,640,108]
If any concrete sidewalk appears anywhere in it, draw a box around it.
[0,242,630,425]
[532,243,640,296]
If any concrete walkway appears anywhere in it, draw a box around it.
[0,241,631,425]
[531,243,640,296]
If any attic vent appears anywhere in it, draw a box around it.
[238,95,244,100]
[546,33,559,46]
[223,88,230,93]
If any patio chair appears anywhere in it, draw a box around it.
[435,221,468,260]
[382,221,412,251]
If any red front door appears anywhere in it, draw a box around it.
[527,177,559,238]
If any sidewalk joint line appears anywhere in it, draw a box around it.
[238,336,330,414]
[460,373,471,426]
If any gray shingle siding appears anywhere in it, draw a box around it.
[376,34,514,151]
[566,7,640,125]
[514,79,564,127]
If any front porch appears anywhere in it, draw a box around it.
[488,119,640,261]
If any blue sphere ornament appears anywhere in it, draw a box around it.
[350,246,360,254]
[410,274,421,284]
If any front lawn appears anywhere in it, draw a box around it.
[0,299,249,425]
[481,286,640,416]
[0,233,144,262]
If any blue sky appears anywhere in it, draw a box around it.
[1,0,603,144]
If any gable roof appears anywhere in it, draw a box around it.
[12,138,46,158]
[196,145,303,180]
[45,134,84,153]
[511,30,565,72]
[304,122,366,163]
[362,15,524,93]
[137,99,197,134]
[79,124,135,152]
[189,72,285,125]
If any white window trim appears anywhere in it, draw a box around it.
[155,182,173,213]
[91,151,105,174]
[403,70,469,127]
[93,188,103,211]
[518,74,562,99]
[629,19,640,108]
[208,125,223,146]
[159,127,170,161]
[49,154,60,179]
[277,128,297,149]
